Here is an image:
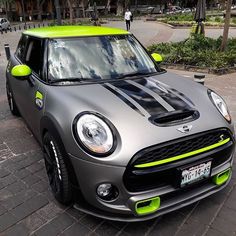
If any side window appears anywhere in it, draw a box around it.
[25,38,44,76]
[15,35,28,62]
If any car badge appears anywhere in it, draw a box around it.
[177,125,193,133]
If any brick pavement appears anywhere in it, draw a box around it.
[0,25,236,236]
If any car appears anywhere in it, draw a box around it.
[6,26,235,221]
[182,8,192,13]
[0,18,10,30]
[170,6,182,14]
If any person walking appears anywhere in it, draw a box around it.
[124,9,132,31]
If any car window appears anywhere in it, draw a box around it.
[15,35,28,62]
[25,38,44,76]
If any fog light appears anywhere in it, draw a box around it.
[97,183,118,201]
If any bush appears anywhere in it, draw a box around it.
[147,35,236,69]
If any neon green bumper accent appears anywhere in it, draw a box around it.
[213,168,231,186]
[135,197,160,216]
[134,138,231,168]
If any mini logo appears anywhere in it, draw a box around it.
[177,125,193,133]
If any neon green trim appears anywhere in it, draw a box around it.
[135,197,160,215]
[35,91,43,100]
[23,26,129,38]
[213,168,231,186]
[151,53,163,63]
[135,138,231,168]
[11,65,32,77]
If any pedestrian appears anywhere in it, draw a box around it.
[124,9,132,31]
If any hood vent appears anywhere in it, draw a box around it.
[149,110,200,126]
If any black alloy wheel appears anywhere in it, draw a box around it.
[43,132,72,204]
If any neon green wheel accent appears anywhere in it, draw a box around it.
[135,138,231,168]
[135,197,160,215]
[213,168,231,186]
[11,65,32,77]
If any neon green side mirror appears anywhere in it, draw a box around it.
[11,65,32,79]
[151,53,163,63]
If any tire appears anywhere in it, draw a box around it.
[6,82,21,116]
[43,132,73,205]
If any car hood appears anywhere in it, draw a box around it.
[46,72,233,166]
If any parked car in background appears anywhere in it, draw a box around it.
[182,8,192,13]
[0,18,10,30]
[170,6,182,14]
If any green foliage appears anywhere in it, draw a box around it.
[147,35,236,69]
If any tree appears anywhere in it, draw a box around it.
[221,0,232,51]
[37,0,46,21]
[0,0,14,19]
[67,0,74,23]
[116,0,124,16]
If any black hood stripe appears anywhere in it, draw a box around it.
[136,78,192,111]
[104,83,150,117]
[149,78,195,107]
[127,80,175,112]
[111,80,168,116]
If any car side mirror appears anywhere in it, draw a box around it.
[151,53,163,64]
[11,65,32,80]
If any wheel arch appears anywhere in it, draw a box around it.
[40,116,80,189]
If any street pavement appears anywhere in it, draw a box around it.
[0,21,236,236]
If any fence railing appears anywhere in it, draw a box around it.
[0,22,51,34]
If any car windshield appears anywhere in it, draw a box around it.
[47,35,159,82]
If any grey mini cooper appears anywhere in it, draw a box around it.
[6,26,235,221]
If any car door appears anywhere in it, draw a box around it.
[9,36,47,139]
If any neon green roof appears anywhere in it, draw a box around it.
[23,26,129,38]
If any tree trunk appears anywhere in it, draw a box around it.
[134,0,138,14]
[67,0,73,23]
[5,2,8,19]
[220,0,232,51]
[105,0,111,14]
[81,0,85,18]
[116,0,124,16]
[125,0,130,10]
[37,0,46,21]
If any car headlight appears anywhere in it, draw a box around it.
[73,113,115,156]
[209,90,231,122]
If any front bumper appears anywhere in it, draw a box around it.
[69,152,234,222]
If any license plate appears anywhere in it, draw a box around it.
[181,161,212,187]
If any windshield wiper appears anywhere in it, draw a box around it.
[49,78,85,84]
[116,71,158,80]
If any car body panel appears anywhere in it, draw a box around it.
[23,26,129,38]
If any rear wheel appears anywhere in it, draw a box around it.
[6,82,20,116]
[43,132,73,205]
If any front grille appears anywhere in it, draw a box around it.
[132,129,231,167]
[124,129,234,192]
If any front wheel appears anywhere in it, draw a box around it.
[43,132,73,205]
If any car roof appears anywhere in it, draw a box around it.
[23,26,130,38]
